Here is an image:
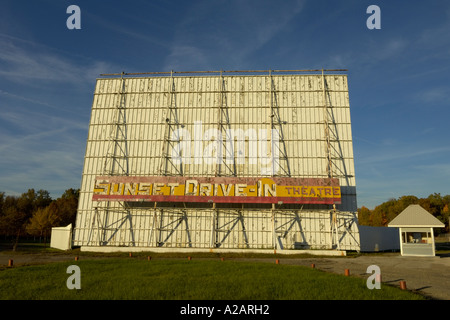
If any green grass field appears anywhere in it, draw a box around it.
[0,257,425,300]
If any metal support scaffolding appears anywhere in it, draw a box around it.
[321,70,356,249]
[321,70,339,249]
[214,208,250,249]
[322,69,333,180]
[160,70,184,176]
[83,207,359,249]
[269,70,291,177]
[155,209,192,247]
[89,72,135,247]
[215,70,237,177]
[103,72,129,176]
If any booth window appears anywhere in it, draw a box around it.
[402,231,431,244]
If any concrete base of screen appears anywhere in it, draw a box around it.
[79,246,347,256]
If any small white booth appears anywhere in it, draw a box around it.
[388,205,444,257]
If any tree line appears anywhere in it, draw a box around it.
[358,193,450,233]
[0,188,79,250]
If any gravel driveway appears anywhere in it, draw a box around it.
[267,253,450,300]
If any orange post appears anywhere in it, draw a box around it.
[148,256,152,261]
[188,256,192,261]
[400,281,407,290]
[8,259,13,267]
[345,269,350,276]
[75,256,79,261]
[276,259,280,264]
[311,263,315,269]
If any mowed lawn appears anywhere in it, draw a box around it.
[0,258,425,300]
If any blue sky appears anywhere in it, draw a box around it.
[0,0,449,209]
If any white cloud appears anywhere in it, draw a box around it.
[0,33,115,86]
[85,10,170,51]
[416,86,450,104]
[357,146,450,165]
[164,45,210,71]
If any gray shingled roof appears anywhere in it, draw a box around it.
[388,204,445,227]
